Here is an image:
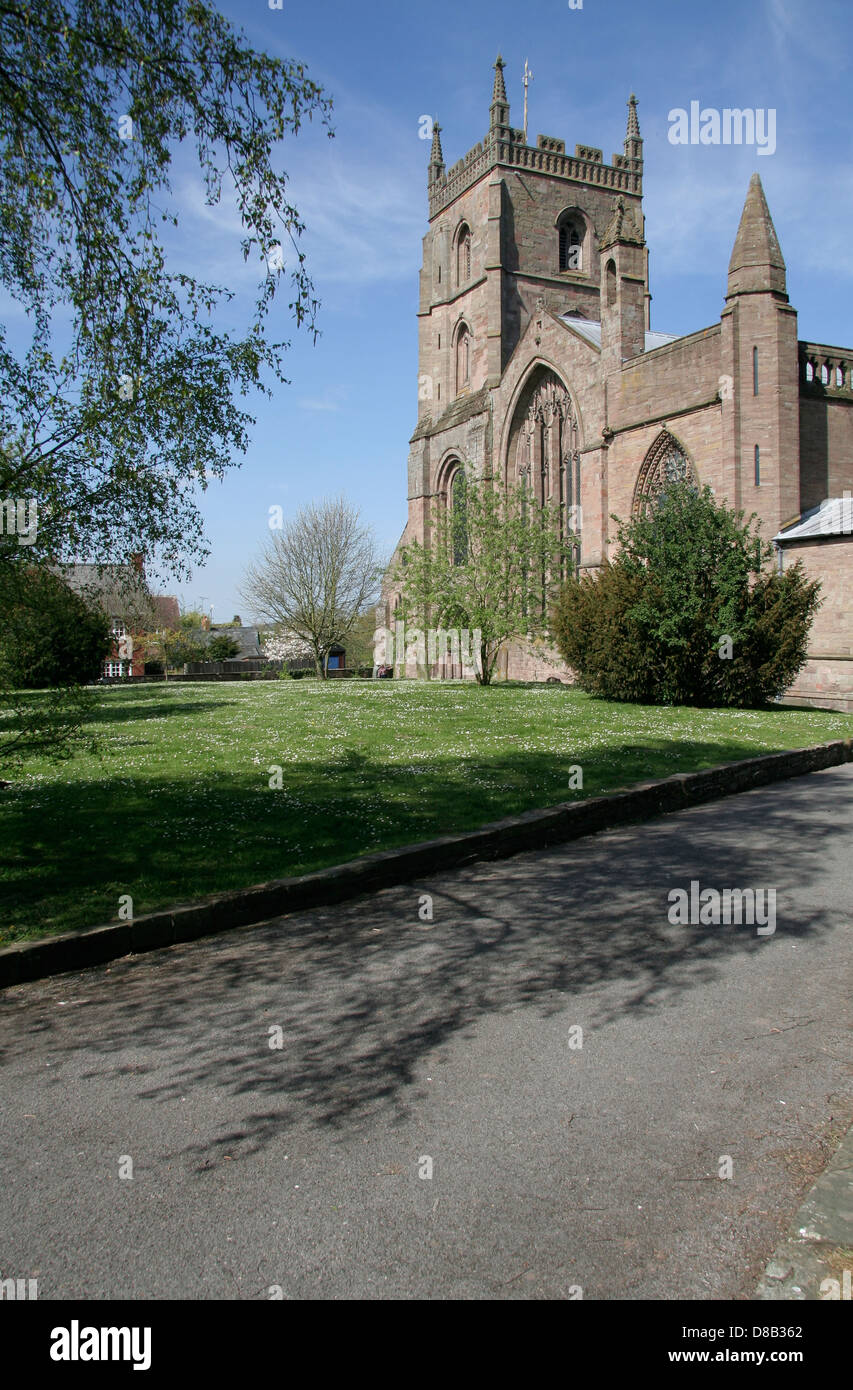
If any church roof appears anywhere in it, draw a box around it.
[774,497,853,542]
[560,315,678,353]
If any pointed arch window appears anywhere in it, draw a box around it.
[449,467,468,566]
[559,223,582,272]
[456,224,472,285]
[632,430,698,516]
[605,258,617,308]
[455,323,471,395]
[557,212,585,273]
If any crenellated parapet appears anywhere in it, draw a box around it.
[428,57,643,219]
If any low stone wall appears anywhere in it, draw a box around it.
[2,738,850,989]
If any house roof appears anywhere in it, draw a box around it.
[560,315,679,353]
[775,497,853,542]
[189,626,263,658]
[151,595,181,629]
[57,563,153,624]
[57,564,180,629]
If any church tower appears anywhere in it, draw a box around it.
[416,62,647,409]
[409,60,650,521]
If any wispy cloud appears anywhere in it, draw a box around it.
[161,94,426,305]
[645,149,853,292]
[298,385,348,412]
[765,0,847,72]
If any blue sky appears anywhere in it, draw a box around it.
[8,0,853,618]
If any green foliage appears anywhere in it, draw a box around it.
[0,0,333,575]
[345,609,380,671]
[394,463,575,684]
[161,630,206,668]
[553,482,822,706]
[0,564,103,774]
[178,611,206,632]
[553,564,654,702]
[0,566,111,689]
[207,634,241,660]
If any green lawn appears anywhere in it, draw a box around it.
[1,680,851,944]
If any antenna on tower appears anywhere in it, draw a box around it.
[522,59,534,144]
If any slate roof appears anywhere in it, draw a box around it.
[774,497,853,542]
[560,315,679,353]
[188,626,264,658]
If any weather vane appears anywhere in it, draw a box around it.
[523,59,534,144]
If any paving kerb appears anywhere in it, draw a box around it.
[2,737,851,990]
[756,1120,853,1301]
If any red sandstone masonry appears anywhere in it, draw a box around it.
[382,70,853,703]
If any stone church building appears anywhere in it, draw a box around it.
[382,58,853,708]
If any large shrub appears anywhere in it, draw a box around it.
[552,482,821,706]
[0,566,112,689]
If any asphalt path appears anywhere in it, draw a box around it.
[1,765,851,1300]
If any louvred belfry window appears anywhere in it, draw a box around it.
[559,223,582,271]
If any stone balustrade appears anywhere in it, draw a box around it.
[799,341,853,393]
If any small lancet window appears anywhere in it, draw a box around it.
[455,325,470,394]
[450,469,468,566]
[456,226,472,285]
[605,259,617,308]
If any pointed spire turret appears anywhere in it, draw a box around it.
[489,53,510,131]
[626,93,640,139]
[492,54,507,104]
[727,173,787,298]
[623,92,643,180]
[428,120,444,185]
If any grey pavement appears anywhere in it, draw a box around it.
[1,764,851,1300]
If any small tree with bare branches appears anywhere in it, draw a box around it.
[241,497,383,678]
